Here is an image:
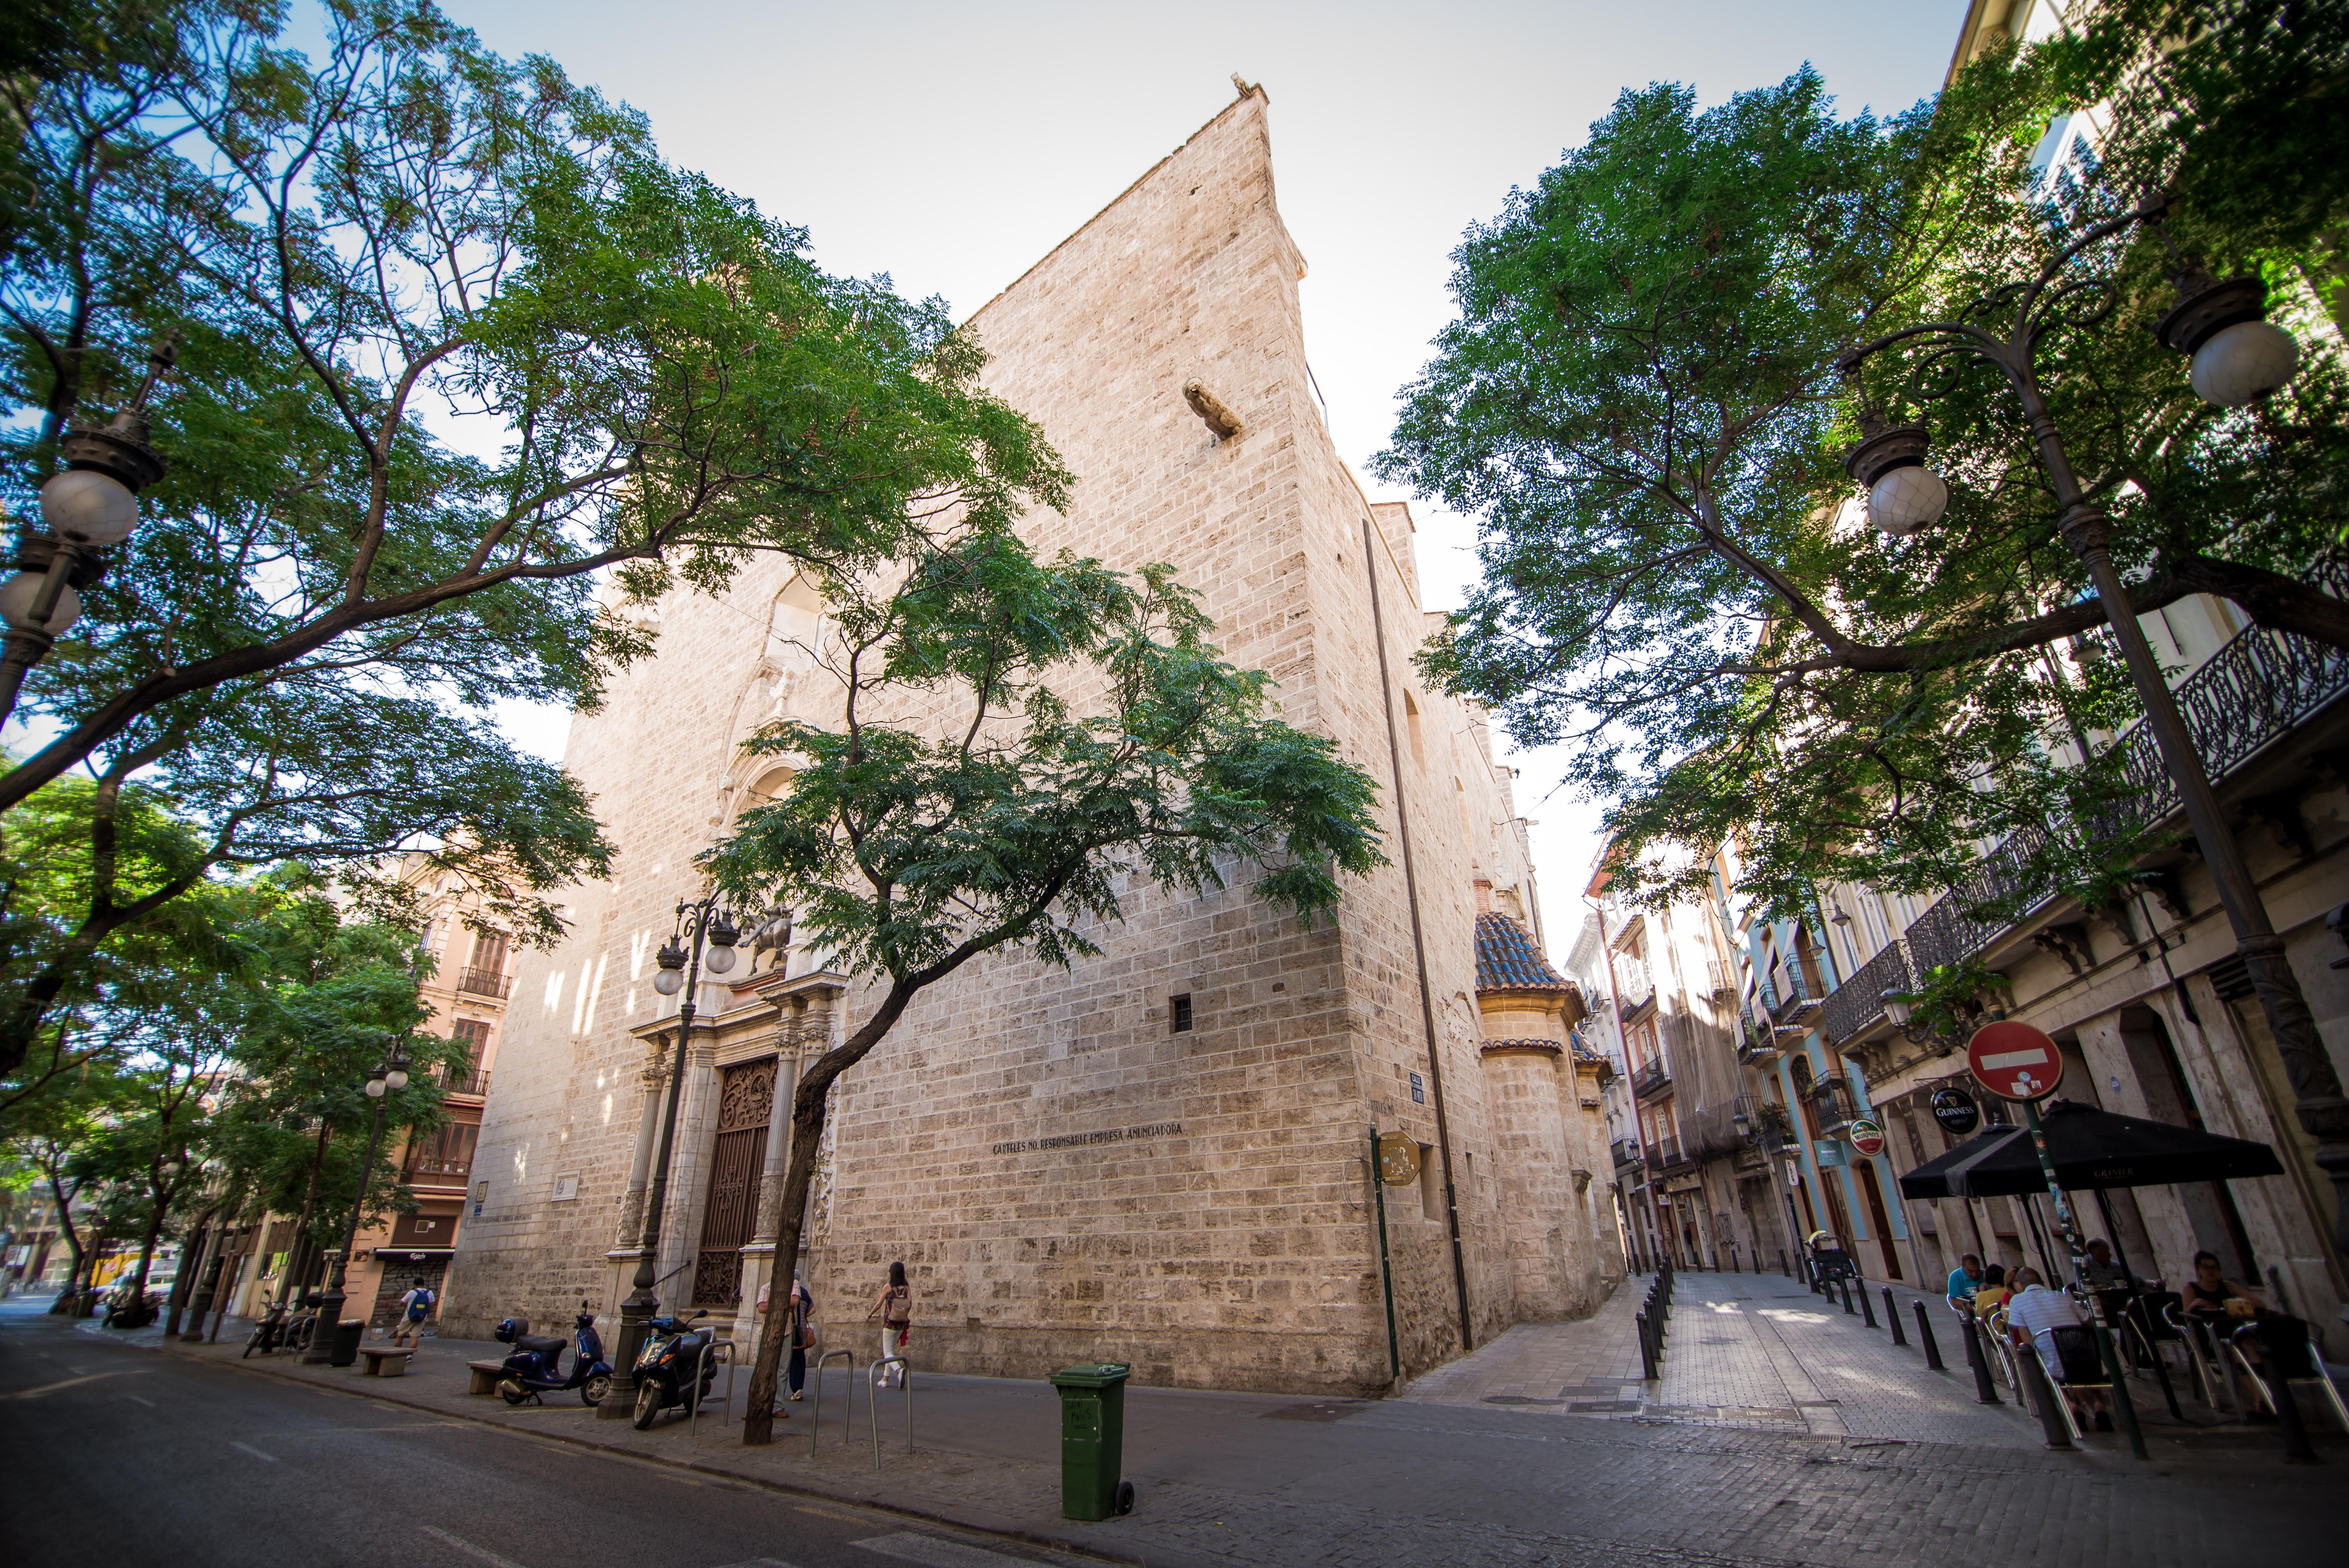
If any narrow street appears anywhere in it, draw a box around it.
[0,1302,1067,1568]
[5,1276,2338,1568]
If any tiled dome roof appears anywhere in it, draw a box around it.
[1475,911,1568,993]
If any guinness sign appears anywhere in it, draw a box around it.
[1930,1085,1980,1137]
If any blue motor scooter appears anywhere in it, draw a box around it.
[492,1304,613,1407]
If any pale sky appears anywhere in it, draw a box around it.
[444,1,1968,925]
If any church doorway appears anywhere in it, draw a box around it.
[691,1058,776,1310]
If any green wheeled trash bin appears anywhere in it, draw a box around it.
[329,1318,366,1367]
[1049,1362,1135,1520]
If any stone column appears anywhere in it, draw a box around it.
[657,1037,722,1306]
[1480,1043,1575,1320]
[605,1045,666,1318]
[733,995,809,1343]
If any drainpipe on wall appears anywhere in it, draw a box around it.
[1362,518,1474,1354]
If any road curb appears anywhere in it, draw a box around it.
[119,1329,1156,1568]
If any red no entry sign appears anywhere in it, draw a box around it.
[1966,1021,2065,1102]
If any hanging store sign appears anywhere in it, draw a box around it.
[1846,1119,1886,1158]
[1930,1085,1981,1137]
[1966,1021,2065,1103]
[1376,1133,1422,1187]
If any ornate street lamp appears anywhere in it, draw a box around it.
[599,892,741,1420]
[1834,198,2346,1261]
[1834,196,2337,1460]
[0,342,175,725]
[302,1044,411,1363]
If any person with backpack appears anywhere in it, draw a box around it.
[390,1278,435,1347]
[867,1261,910,1388]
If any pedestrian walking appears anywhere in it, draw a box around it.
[868,1261,911,1387]
[390,1278,435,1347]
[754,1270,818,1413]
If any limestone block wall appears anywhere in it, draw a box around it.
[448,86,1587,1391]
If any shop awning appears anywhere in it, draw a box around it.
[1896,1098,2284,1199]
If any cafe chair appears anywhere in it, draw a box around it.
[2044,1324,2114,1444]
[1981,1306,2025,1395]
[2162,1299,2237,1413]
[2228,1316,2349,1433]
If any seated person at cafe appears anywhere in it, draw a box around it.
[2005,1267,2114,1431]
[2181,1249,2269,1368]
[2081,1238,2135,1293]
[1974,1263,2013,1317]
[1946,1253,1985,1312]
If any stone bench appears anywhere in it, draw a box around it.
[467,1359,510,1395]
[356,1345,415,1377]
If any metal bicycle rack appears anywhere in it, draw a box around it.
[809,1349,857,1457]
[867,1356,913,1470]
[688,1336,737,1440]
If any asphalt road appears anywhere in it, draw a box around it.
[0,1304,1065,1568]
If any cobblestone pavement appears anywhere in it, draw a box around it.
[53,1293,2343,1568]
[1408,1269,2045,1447]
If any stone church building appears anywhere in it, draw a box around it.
[447,85,1622,1393]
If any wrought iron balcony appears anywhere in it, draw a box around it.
[1820,941,1913,1047]
[438,1067,492,1097]
[1810,1075,1860,1136]
[1632,1057,1672,1101]
[1762,971,1818,1025]
[1656,1137,1691,1172]
[1610,1138,1640,1170]
[1903,618,2349,975]
[455,967,512,1000]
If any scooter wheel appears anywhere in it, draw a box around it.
[631,1379,663,1431]
[498,1379,529,1406]
[581,1373,611,1408]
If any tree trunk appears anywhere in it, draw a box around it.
[278,1124,333,1309]
[43,1168,83,1315]
[741,980,916,1445]
[163,1207,216,1339]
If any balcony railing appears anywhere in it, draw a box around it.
[438,1068,492,1097]
[403,1156,472,1183]
[1899,618,2349,977]
[1656,1137,1690,1172]
[455,967,512,999]
[1820,941,1913,1047]
[1632,1057,1672,1101]
[1762,970,1817,1025]
[1611,1139,1640,1170]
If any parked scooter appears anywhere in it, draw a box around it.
[628,1310,718,1429]
[492,1305,613,1407]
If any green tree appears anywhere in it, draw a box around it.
[204,877,451,1300]
[698,531,1385,1443]
[1378,41,2348,920]
[0,0,1064,1076]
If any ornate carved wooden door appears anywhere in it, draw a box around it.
[691,1058,775,1309]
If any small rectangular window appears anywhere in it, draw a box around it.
[1170,994,1193,1034]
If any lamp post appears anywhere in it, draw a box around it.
[1838,197,2349,1263]
[599,893,741,1420]
[0,343,175,726]
[302,1044,411,1363]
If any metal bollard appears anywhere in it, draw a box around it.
[1885,1288,1906,1345]
[868,1356,913,1470]
[1912,1302,1944,1370]
[809,1349,857,1457]
[1859,1283,1878,1329]
[1779,1249,1789,1279]
[1636,1312,1657,1380]
[2013,1339,2076,1449]
[1840,1278,1856,1316]
[1959,1315,2001,1404]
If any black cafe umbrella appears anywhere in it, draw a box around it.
[1897,1098,2285,1200]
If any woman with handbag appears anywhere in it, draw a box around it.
[755,1271,819,1413]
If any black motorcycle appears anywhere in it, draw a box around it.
[242,1294,319,1358]
[629,1310,718,1429]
